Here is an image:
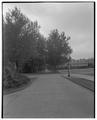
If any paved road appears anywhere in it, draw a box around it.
[3,74,94,118]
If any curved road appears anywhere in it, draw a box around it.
[3,74,94,118]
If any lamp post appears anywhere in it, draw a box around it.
[68,56,70,77]
[67,54,71,77]
[43,49,48,72]
[61,53,71,77]
[61,35,71,77]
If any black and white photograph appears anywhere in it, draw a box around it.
[2,1,95,118]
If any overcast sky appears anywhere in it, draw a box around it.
[3,3,94,59]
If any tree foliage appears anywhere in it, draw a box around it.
[3,7,72,73]
[47,29,72,69]
[3,7,46,72]
[4,7,28,65]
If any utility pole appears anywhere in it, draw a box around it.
[68,56,70,77]
[67,54,71,77]
[43,49,48,72]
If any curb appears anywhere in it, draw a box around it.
[63,75,94,92]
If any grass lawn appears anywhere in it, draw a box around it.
[59,68,94,76]
[64,76,94,92]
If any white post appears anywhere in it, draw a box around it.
[68,56,70,77]
[66,54,70,77]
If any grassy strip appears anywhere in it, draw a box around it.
[63,76,94,92]
[3,74,36,95]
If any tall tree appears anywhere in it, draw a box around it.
[47,29,72,69]
[3,7,29,69]
[3,7,46,72]
[19,21,46,72]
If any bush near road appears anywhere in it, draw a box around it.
[3,67,31,95]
